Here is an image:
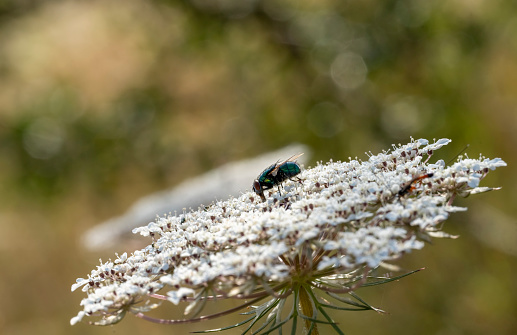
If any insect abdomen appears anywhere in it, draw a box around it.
[276,162,301,182]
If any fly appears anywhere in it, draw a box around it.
[252,153,304,201]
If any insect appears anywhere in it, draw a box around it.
[398,173,434,197]
[252,153,304,201]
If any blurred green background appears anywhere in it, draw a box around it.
[0,0,516,334]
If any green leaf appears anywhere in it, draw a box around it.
[251,313,276,335]
[319,302,370,311]
[361,268,423,287]
[347,292,385,314]
[316,306,345,335]
[298,313,336,324]
[260,317,292,335]
[242,299,281,334]
[191,316,254,333]
[307,287,345,335]
[327,292,368,308]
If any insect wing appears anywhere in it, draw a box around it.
[270,153,304,176]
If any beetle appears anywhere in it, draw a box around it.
[252,153,304,201]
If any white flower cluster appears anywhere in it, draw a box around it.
[71,138,505,326]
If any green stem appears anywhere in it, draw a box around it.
[299,286,319,335]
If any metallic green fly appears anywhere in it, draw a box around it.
[252,153,304,201]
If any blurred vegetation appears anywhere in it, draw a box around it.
[0,0,516,334]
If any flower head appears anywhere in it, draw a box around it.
[71,138,505,333]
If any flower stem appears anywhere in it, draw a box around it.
[299,285,319,335]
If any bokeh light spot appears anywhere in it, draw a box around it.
[23,117,65,159]
[330,52,368,90]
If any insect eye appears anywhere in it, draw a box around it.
[252,180,261,193]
